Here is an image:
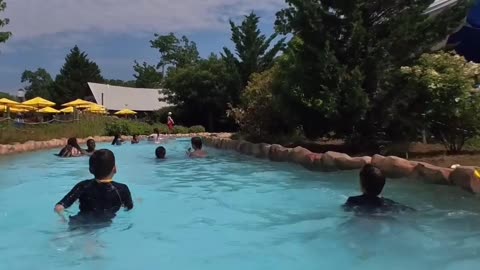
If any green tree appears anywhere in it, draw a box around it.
[227,64,296,141]
[400,52,480,152]
[163,54,237,130]
[54,45,104,104]
[150,33,200,75]
[133,61,163,88]
[104,79,136,87]
[0,0,11,48]
[274,0,469,139]
[0,91,14,99]
[222,12,285,90]
[21,68,54,99]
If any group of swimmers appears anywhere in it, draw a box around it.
[54,134,411,228]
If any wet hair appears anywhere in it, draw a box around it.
[133,134,138,139]
[67,137,81,150]
[155,146,166,159]
[191,137,202,150]
[89,149,115,179]
[359,164,386,196]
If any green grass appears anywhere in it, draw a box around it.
[0,117,108,144]
[0,116,206,144]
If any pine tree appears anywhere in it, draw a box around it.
[54,46,104,104]
[222,12,286,89]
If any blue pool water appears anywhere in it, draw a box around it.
[1,138,480,270]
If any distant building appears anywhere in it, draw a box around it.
[88,82,171,112]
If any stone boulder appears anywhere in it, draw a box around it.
[303,153,323,171]
[288,146,314,167]
[269,144,291,162]
[255,143,271,159]
[412,163,452,185]
[372,155,417,178]
[335,156,371,170]
[318,151,350,171]
[449,166,480,193]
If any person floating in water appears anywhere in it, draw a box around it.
[343,164,413,214]
[131,134,140,144]
[111,134,124,145]
[167,112,175,133]
[187,137,207,158]
[54,149,134,227]
[85,139,96,155]
[155,146,166,159]
[58,137,84,157]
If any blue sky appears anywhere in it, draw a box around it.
[0,0,284,94]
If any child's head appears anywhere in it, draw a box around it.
[359,164,385,197]
[89,149,116,180]
[133,134,138,140]
[86,139,96,150]
[191,137,203,150]
[67,137,80,149]
[155,146,166,159]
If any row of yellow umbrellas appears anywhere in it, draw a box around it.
[0,97,136,115]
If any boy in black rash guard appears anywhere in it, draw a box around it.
[54,149,134,226]
[343,164,413,213]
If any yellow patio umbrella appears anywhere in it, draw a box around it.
[0,98,20,118]
[60,106,74,113]
[22,97,55,108]
[11,104,35,111]
[38,106,60,114]
[9,107,29,113]
[62,99,92,107]
[85,104,107,113]
[114,108,137,115]
[0,98,19,106]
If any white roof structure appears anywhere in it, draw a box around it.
[88,82,170,111]
[426,0,459,15]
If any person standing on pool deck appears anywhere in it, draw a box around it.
[54,149,134,226]
[167,112,175,133]
[187,137,207,158]
[343,164,413,213]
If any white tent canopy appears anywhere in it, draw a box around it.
[88,82,170,111]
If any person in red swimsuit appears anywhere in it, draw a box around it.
[167,112,175,133]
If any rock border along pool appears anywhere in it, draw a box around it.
[202,135,480,194]
[0,133,211,156]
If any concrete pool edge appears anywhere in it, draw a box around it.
[202,135,480,194]
[0,132,213,156]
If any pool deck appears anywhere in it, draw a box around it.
[202,135,480,194]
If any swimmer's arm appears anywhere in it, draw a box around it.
[122,186,134,211]
[54,181,86,211]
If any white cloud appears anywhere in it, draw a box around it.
[2,0,284,41]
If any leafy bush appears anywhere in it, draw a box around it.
[227,65,296,142]
[173,125,189,134]
[188,125,206,133]
[401,52,480,152]
[105,119,153,136]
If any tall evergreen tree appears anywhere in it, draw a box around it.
[21,68,54,100]
[222,12,286,89]
[275,0,469,139]
[0,0,12,48]
[54,46,104,104]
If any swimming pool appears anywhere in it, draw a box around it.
[0,138,480,270]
